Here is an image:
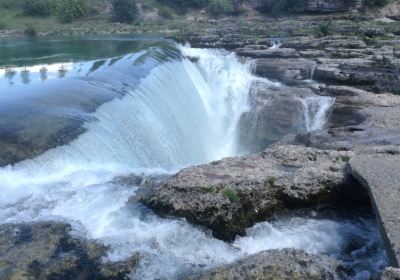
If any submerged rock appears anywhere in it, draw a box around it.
[0,222,139,280]
[189,249,345,280]
[141,144,366,241]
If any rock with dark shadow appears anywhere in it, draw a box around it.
[349,146,400,268]
[0,222,139,280]
[141,144,367,241]
[188,249,345,280]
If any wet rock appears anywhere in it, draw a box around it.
[378,267,400,280]
[238,81,314,152]
[363,27,386,37]
[306,0,361,13]
[254,58,314,84]
[236,48,300,58]
[295,86,400,150]
[314,57,400,94]
[0,222,138,279]
[281,36,367,50]
[141,144,363,241]
[189,249,345,280]
[349,148,400,268]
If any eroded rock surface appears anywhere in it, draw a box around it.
[349,147,400,268]
[141,144,365,241]
[189,249,345,280]
[0,222,139,280]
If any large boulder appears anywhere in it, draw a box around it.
[349,147,400,268]
[189,249,345,280]
[0,222,139,280]
[141,144,365,241]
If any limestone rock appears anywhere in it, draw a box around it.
[141,144,362,241]
[189,249,345,280]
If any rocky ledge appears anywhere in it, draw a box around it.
[141,144,367,241]
[0,222,138,280]
[190,249,345,280]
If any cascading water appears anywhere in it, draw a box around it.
[0,37,387,279]
[300,95,336,132]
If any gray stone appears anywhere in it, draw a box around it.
[238,81,314,152]
[236,48,300,58]
[349,148,400,267]
[295,86,400,150]
[141,144,363,241]
[378,267,400,280]
[189,249,345,280]
[254,58,315,84]
[0,222,139,280]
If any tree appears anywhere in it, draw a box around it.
[112,0,138,23]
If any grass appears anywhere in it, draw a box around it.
[223,188,240,203]
[341,155,351,162]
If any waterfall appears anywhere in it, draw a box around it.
[300,95,335,132]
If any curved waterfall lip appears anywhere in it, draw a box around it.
[0,37,386,279]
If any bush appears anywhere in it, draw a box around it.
[158,6,175,19]
[111,0,138,23]
[364,0,390,7]
[57,0,90,23]
[318,23,330,36]
[259,0,307,14]
[209,0,234,15]
[24,23,37,36]
[23,0,54,16]
[0,20,6,30]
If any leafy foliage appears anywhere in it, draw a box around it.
[23,0,54,16]
[57,0,90,23]
[365,0,391,7]
[24,23,37,36]
[209,0,234,15]
[111,0,138,23]
[259,0,307,14]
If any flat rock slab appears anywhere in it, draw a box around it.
[349,148,400,267]
[141,145,366,241]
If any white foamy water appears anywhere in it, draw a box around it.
[301,95,336,132]
[0,45,384,279]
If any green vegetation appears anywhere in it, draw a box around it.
[158,5,175,19]
[267,177,276,187]
[209,0,234,15]
[365,0,390,8]
[259,0,307,14]
[23,0,54,16]
[318,22,331,36]
[0,20,6,30]
[24,23,37,36]
[57,0,90,23]
[223,188,239,203]
[111,0,138,23]
[341,155,351,162]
